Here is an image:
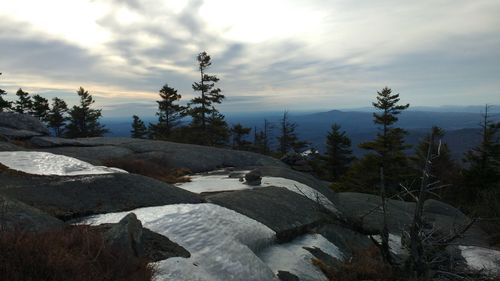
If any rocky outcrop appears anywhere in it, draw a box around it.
[0,172,203,220]
[314,223,373,257]
[97,213,190,261]
[207,186,329,242]
[0,112,49,138]
[0,194,64,232]
[245,169,262,186]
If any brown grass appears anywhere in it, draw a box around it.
[312,245,394,281]
[0,226,155,281]
[103,158,191,184]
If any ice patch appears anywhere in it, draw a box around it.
[82,203,278,281]
[259,234,343,281]
[176,172,339,214]
[459,246,500,275]
[0,151,127,176]
[372,233,405,256]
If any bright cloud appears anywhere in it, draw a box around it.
[0,0,499,115]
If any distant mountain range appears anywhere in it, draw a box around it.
[103,108,499,160]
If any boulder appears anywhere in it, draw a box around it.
[207,186,329,242]
[0,112,49,135]
[0,172,203,220]
[103,213,144,258]
[0,194,64,232]
[96,213,190,261]
[245,169,262,186]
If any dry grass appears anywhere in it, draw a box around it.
[312,245,394,281]
[0,226,155,281]
[103,158,191,184]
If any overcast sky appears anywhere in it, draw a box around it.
[0,0,499,116]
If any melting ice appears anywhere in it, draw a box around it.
[82,203,343,281]
[177,171,339,214]
[0,151,127,176]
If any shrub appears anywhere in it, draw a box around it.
[0,226,154,281]
[312,245,394,281]
[103,158,191,184]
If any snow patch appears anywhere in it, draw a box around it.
[82,203,278,281]
[372,233,405,256]
[259,234,343,281]
[176,171,339,214]
[0,151,127,176]
[459,246,500,275]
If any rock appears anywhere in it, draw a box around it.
[40,146,134,165]
[0,142,25,151]
[315,224,374,257]
[245,169,262,186]
[104,213,144,258]
[0,194,65,232]
[0,127,45,139]
[0,112,49,135]
[277,271,300,281]
[207,186,329,242]
[65,137,286,172]
[29,136,91,148]
[257,166,337,206]
[96,214,190,261]
[0,172,204,220]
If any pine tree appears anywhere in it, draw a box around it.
[47,97,68,137]
[150,84,185,139]
[277,111,307,155]
[32,94,50,122]
[231,123,252,150]
[65,87,107,138]
[358,87,410,192]
[14,88,33,114]
[411,127,460,201]
[187,51,228,146]
[0,73,12,112]
[253,119,273,154]
[131,115,148,139]
[324,123,354,181]
[463,105,500,197]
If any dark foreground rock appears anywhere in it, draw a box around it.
[0,112,50,135]
[277,271,300,281]
[97,213,190,262]
[0,172,203,220]
[207,186,329,242]
[0,194,64,232]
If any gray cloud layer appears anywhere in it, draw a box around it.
[0,0,499,117]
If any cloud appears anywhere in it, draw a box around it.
[0,0,499,114]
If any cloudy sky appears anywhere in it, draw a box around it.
[0,0,499,116]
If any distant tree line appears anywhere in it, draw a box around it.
[0,73,106,138]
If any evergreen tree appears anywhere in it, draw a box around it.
[150,84,185,139]
[411,127,460,201]
[277,111,307,155]
[65,87,107,138]
[14,88,32,114]
[32,94,50,122]
[253,119,273,154]
[187,51,228,146]
[463,105,500,197]
[358,87,410,192]
[0,73,12,112]
[231,123,252,150]
[47,97,68,137]
[324,123,354,181]
[131,115,148,139]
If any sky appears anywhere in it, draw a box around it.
[0,0,499,117]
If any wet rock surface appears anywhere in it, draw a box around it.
[206,186,329,242]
